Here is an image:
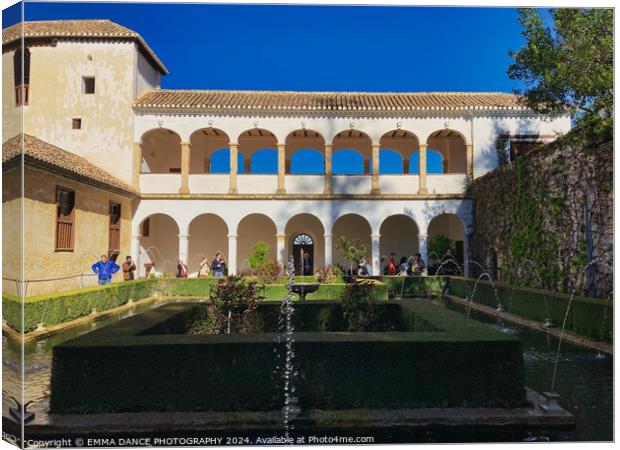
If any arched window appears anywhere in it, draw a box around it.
[293,234,313,245]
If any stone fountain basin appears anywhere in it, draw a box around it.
[50,300,526,414]
[290,283,320,300]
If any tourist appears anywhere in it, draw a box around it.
[176,260,189,278]
[398,256,409,276]
[411,253,426,276]
[303,252,313,276]
[387,253,397,275]
[380,255,387,275]
[197,256,211,278]
[91,254,120,285]
[211,251,227,277]
[357,258,369,276]
[121,255,136,281]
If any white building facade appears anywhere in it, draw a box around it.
[3,20,572,281]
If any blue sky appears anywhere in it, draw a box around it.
[4,2,532,173]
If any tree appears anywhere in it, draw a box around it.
[247,241,270,274]
[427,234,454,261]
[508,8,613,137]
[336,236,368,276]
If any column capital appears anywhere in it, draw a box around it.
[371,143,381,149]
[419,144,428,150]
[181,141,191,147]
[324,143,334,150]
[323,233,333,238]
[276,233,286,239]
[419,233,428,239]
[277,143,286,149]
[227,233,238,239]
[371,233,381,239]
[228,142,238,148]
[178,233,190,239]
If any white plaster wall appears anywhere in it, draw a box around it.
[134,47,160,98]
[332,175,371,194]
[134,112,571,183]
[140,173,181,193]
[189,174,229,193]
[380,175,419,194]
[471,115,571,178]
[134,114,475,146]
[426,174,468,194]
[237,175,278,194]
[134,198,473,239]
[23,42,137,184]
[285,175,324,194]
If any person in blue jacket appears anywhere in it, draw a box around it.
[91,254,120,285]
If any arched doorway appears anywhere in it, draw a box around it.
[187,213,229,276]
[138,213,180,277]
[292,233,314,275]
[427,213,465,273]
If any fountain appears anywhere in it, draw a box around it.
[279,255,301,437]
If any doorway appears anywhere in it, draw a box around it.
[292,234,314,276]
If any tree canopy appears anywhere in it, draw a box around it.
[508,8,613,136]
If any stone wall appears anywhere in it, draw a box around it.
[470,132,612,298]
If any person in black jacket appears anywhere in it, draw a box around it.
[211,251,227,277]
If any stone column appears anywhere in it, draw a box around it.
[466,143,474,181]
[228,143,238,194]
[179,142,190,194]
[276,233,286,271]
[419,234,428,275]
[131,235,141,277]
[418,144,428,194]
[371,143,381,195]
[277,143,286,194]
[371,233,381,276]
[324,144,333,194]
[227,234,238,275]
[324,233,333,267]
[178,233,190,265]
[132,142,142,190]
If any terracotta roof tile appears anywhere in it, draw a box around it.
[2,20,168,74]
[3,134,138,197]
[134,89,525,113]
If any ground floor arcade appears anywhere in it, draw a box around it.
[132,199,472,277]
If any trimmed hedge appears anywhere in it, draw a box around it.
[375,276,447,298]
[50,300,525,413]
[3,278,388,333]
[2,279,158,333]
[446,277,613,343]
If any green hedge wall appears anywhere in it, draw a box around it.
[2,279,158,333]
[446,277,613,342]
[375,276,447,298]
[3,278,388,333]
[51,300,525,414]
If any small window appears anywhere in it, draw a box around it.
[83,77,95,94]
[55,187,75,251]
[72,118,82,129]
[108,202,121,254]
[14,47,31,106]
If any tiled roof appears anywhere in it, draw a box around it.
[134,89,526,113]
[2,20,168,74]
[3,134,138,197]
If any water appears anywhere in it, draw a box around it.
[444,298,613,441]
[2,294,612,442]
